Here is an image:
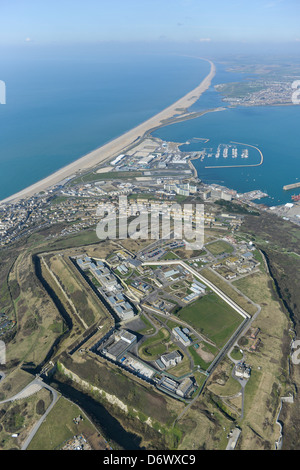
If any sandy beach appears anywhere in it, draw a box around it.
[0,58,215,205]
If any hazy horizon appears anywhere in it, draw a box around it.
[1,0,300,46]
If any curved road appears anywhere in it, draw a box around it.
[0,377,59,450]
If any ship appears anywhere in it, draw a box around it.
[291,194,300,202]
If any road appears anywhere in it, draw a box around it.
[21,379,59,450]
[143,259,259,424]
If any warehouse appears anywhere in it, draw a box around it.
[160,351,182,369]
[101,329,137,361]
[172,327,191,347]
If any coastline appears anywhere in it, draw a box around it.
[0,58,216,206]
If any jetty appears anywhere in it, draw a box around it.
[283,182,300,191]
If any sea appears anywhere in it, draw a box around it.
[153,61,300,206]
[0,47,210,201]
[1,47,300,205]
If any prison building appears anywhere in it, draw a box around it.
[160,351,182,369]
[172,327,191,347]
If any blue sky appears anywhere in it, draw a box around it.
[0,0,300,45]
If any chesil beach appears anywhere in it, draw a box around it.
[0,58,215,205]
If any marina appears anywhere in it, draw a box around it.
[180,141,258,167]
[179,140,262,171]
[153,86,300,207]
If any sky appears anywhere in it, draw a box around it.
[0,0,300,46]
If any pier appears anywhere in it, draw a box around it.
[205,141,264,169]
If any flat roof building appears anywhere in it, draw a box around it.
[176,377,194,398]
[160,351,182,369]
[164,269,180,279]
[114,302,135,321]
[101,330,137,361]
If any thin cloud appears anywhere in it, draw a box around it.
[264,0,285,8]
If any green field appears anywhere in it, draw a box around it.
[188,345,212,370]
[136,314,156,335]
[230,346,243,361]
[176,294,243,348]
[28,397,101,450]
[70,171,142,185]
[139,328,174,359]
[161,251,181,261]
[205,240,234,256]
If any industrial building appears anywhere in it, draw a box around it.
[76,256,92,270]
[190,279,207,295]
[101,329,137,362]
[160,350,182,369]
[75,256,135,321]
[158,375,195,398]
[183,292,199,303]
[164,269,180,280]
[176,377,194,398]
[114,302,135,321]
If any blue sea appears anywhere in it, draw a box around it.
[153,62,300,206]
[0,46,210,201]
[1,47,300,206]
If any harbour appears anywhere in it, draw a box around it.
[153,104,300,207]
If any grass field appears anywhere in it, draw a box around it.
[0,388,53,450]
[176,294,243,348]
[28,396,105,450]
[0,369,33,401]
[5,250,64,368]
[188,345,212,370]
[139,328,176,360]
[177,391,233,450]
[70,171,142,185]
[230,346,243,361]
[205,240,234,256]
[161,251,181,260]
[41,229,100,252]
[59,355,184,429]
[167,353,192,377]
[208,371,241,397]
[232,270,289,448]
[47,254,111,328]
[201,268,258,316]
